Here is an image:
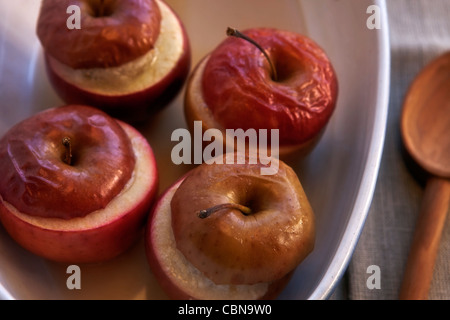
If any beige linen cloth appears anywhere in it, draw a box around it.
[333,0,450,300]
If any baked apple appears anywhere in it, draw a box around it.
[37,0,191,122]
[0,105,158,263]
[185,27,338,159]
[145,153,315,299]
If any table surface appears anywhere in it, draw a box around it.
[332,0,450,300]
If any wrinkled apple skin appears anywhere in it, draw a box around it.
[0,119,159,263]
[170,155,315,286]
[37,0,162,69]
[198,28,338,147]
[184,56,325,161]
[0,105,135,219]
[145,177,297,300]
[43,1,191,123]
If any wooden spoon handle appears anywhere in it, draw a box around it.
[399,177,450,300]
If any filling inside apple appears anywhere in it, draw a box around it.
[151,180,270,300]
[47,0,184,95]
[0,121,156,231]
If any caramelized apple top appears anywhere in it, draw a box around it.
[0,105,136,219]
[170,154,315,285]
[201,28,338,146]
[37,0,162,69]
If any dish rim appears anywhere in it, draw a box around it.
[308,0,391,300]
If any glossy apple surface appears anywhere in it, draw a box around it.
[37,0,162,69]
[145,154,315,299]
[0,105,159,263]
[39,0,191,122]
[0,105,136,219]
[146,178,295,300]
[185,28,338,158]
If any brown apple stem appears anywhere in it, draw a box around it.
[90,0,108,17]
[226,27,278,81]
[197,203,252,219]
[98,0,105,17]
[62,137,72,166]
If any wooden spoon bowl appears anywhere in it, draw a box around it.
[399,52,450,300]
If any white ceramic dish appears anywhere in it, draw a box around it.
[0,0,390,300]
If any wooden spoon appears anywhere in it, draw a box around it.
[399,52,450,300]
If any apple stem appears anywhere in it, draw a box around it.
[99,0,105,17]
[62,137,72,166]
[226,27,278,81]
[197,203,252,219]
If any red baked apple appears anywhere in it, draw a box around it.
[145,153,315,299]
[185,27,338,159]
[37,0,191,122]
[0,105,158,263]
